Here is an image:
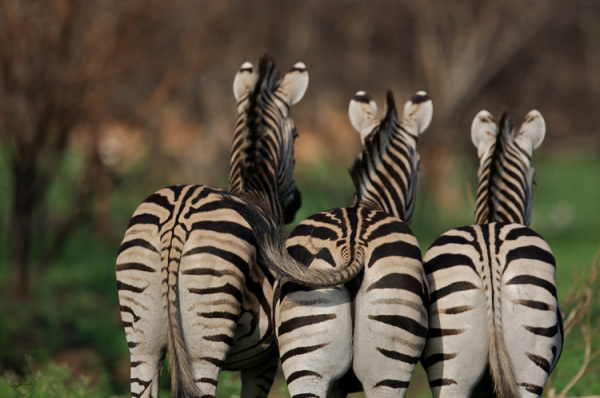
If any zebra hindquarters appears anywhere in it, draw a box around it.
[421,228,491,398]
[352,220,428,398]
[274,278,354,398]
[498,224,563,397]
[117,203,166,398]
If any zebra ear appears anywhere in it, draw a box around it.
[471,110,497,158]
[276,62,309,105]
[233,62,257,101]
[349,91,379,144]
[402,91,433,136]
[515,110,545,155]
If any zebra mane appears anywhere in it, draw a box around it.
[238,55,279,188]
[476,109,510,224]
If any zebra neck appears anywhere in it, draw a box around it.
[474,120,533,225]
[228,154,281,219]
[351,129,418,224]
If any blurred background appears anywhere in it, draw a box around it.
[0,0,598,396]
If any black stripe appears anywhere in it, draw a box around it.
[199,356,225,367]
[280,343,329,363]
[524,324,559,337]
[505,275,557,297]
[117,281,147,293]
[512,299,550,310]
[188,283,243,302]
[286,370,322,385]
[367,273,425,304]
[183,246,249,274]
[429,281,479,304]
[198,311,238,322]
[368,314,427,337]
[526,352,551,373]
[429,378,457,387]
[376,347,419,364]
[421,352,458,369]
[120,305,140,322]
[368,241,421,268]
[190,221,255,245]
[203,334,233,345]
[519,382,543,395]
[291,224,339,240]
[427,328,464,338]
[424,253,476,274]
[116,262,156,273]
[506,245,555,268]
[374,379,410,389]
[127,213,161,228]
[504,226,540,240]
[118,238,158,256]
[278,314,337,336]
[367,220,412,241]
[429,234,473,248]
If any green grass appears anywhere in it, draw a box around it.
[0,151,598,397]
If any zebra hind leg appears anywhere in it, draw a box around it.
[240,355,280,398]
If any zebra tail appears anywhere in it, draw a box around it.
[488,319,518,398]
[219,192,365,287]
[261,230,365,287]
[164,237,202,397]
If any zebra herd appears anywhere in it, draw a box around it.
[116,55,562,397]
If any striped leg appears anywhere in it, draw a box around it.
[276,281,353,398]
[421,231,490,398]
[240,355,279,398]
[118,234,165,398]
[178,236,248,397]
[500,234,562,397]
[353,243,427,397]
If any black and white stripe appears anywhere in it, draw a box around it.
[421,110,563,397]
[256,90,432,397]
[116,55,308,398]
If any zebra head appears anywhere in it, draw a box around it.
[229,55,308,224]
[348,90,433,223]
[472,109,546,225]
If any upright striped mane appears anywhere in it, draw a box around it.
[475,110,510,224]
[473,109,545,225]
[349,92,400,191]
[237,56,279,190]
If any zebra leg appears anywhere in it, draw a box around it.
[421,278,490,398]
[501,279,562,397]
[178,247,247,397]
[117,236,165,398]
[353,258,428,398]
[239,354,279,398]
[276,282,353,398]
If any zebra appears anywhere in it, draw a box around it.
[421,110,563,397]
[247,90,433,397]
[116,55,308,398]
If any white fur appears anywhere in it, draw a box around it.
[276,62,309,105]
[514,110,545,156]
[471,110,497,159]
[348,91,379,144]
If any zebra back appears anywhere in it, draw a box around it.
[229,54,308,223]
[349,90,432,224]
[472,109,546,225]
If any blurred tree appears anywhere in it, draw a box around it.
[0,0,208,300]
